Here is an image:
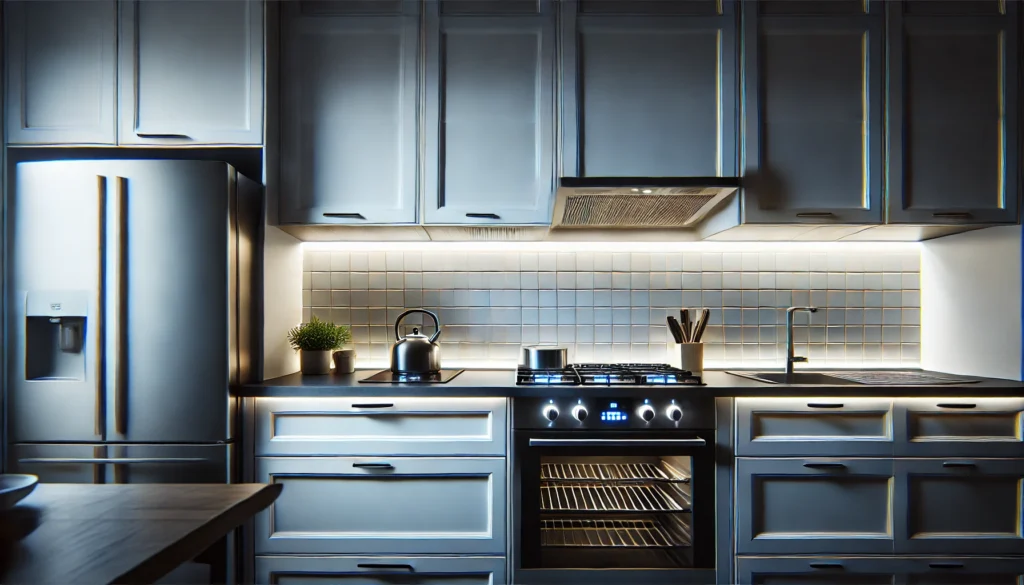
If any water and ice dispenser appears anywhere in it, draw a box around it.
[25,291,88,381]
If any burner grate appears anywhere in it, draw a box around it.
[516,363,702,386]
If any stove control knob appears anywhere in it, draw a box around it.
[638,404,656,422]
[542,404,559,422]
[572,405,588,422]
[666,405,684,422]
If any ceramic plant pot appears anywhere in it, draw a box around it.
[300,350,332,375]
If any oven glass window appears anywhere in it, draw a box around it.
[536,455,694,569]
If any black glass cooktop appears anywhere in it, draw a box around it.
[359,369,465,384]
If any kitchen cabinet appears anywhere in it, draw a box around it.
[893,398,1024,457]
[254,456,506,555]
[735,457,895,554]
[256,555,506,585]
[735,398,894,457]
[5,0,117,145]
[736,556,1024,585]
[559,0,737,178]
[887,2,1019,224]
[423,1,556,224]
[742,3,884,224]
[118,0,264,146]
[279,2,419,224]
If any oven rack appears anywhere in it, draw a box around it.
[541,518,691,548]
[541,462,690,483]
[540,482,691,513]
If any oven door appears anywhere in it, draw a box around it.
[513,430,716,585]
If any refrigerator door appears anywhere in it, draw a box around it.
[8,163,107,442]
[9,444,107,482]
[8,443,231,483]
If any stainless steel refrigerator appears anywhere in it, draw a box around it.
[5,159,260,482]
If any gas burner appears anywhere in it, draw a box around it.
[515,363,702,386]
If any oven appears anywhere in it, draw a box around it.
[512,395,717,585]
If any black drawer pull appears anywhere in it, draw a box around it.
[807,402,844,408]
[323,212,366,219]
[937,403,976,409]
[352,462,394,469]
[803,462,846,469]
[466,212,501,219]
[135,132,191,139]
[796,212,836,218]
[942,461,977,468]
[357,564,414,572]
[809,562,844,569]
[932,212,973,219]
[352,403,394,408]
[929,562,965,569]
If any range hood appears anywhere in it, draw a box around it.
[551,176,740,229]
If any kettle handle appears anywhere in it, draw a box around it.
[394,309,442,343]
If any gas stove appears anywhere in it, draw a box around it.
[515,363,703,386]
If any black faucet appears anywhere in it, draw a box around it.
[785,306,818,376]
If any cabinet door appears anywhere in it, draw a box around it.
[893,398,1024,457]
[5,0,116,145]
[279,3,419,225]
[887,6,1019,224]
[254,457,506,555]
[736,397,894,457]
[560,1,737,178]
[735,556,897,585]
[118,0,263,145]
[423,2,556,225]
[898,557,1024,584]
[742,11,884,224]
[736,458,895,554]
[256,556,506,585]
[894,459,1024,555]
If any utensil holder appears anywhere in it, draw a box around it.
[679,343,704,375]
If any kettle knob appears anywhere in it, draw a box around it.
[412,327,419,335]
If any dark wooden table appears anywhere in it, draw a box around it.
[0,483,282,584]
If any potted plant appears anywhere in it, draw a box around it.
[287,316,352,375]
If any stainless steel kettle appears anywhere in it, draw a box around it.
[390,309,442,374]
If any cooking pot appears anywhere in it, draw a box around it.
[521,345,568,370]
[390,309,442,374]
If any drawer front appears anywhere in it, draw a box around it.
[894,398,1024,457]
[254,397,507,456]
[895,458,1024,555]
[736,458,895,554]
[735,557,1024,585]
[256,555,506,585]
[255,457,506,555]
[736,398,894,456]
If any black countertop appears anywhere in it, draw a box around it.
[239,369,1024,397]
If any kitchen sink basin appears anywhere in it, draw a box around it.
[728,371,863,385]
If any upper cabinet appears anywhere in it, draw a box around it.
[5,0,264,146]
[886,0,1018,224]
[422,0,556,224]
[118,0,264,145]
[5,0,118,145]
[742,0,884,224]
[560,0,737,178]
[278,1,419,225]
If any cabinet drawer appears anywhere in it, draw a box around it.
[254,397,507,456]
[735,556,1024,585]
[736,398,894,456]
[254,457,506,555]
[894,398,1024,457]
[256,556,506,585]
[895,458,1024,555]
[735,458,895,554]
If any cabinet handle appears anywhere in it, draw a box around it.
[135,132,191,139]
[928,562,965,569]
[942,461,977,468]
[357,564,414,572]
[808,562,844,569]
[352,462,394,469]
[352,403,393,408]
[932,212,973,219]
[807,402,844,408]
[323,213,366,220]
[803,461,846,469]
[795,212,836,218]
[937,403,976,409]
[466,213,501,219]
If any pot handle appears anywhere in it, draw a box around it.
[394,309,442,343]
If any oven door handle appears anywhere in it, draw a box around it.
[528,438,707,448]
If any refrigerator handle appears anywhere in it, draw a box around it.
[114,176,129,437]
[95,176,108,438]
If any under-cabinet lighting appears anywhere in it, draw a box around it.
[302,241,922,254]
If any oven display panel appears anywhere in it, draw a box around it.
[599,401,629,422]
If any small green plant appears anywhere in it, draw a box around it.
[287,316,352,351]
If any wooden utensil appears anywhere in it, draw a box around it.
[667,316,684,343]
[680,309,690,343]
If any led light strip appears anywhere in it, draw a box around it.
[302,241,922,254]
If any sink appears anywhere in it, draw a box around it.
[728,371,863,385]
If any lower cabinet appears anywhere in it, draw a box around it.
[736,556,1024,585]
[256,555,506,585]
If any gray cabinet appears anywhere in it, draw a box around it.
[423,1,556,224]
[735,458,895,554]
[5,0,117,145]
[887,2,1019,224]
[742,5,884,223]
[893,398,1024,457]
[254,456,506,555]
[279,2,419,224]
[256,555,506,585]
[736,556,1024,585]
[118,0,264,145]
[894,458,1024,555]
[735,398,894,457]
[560,1,737,178]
